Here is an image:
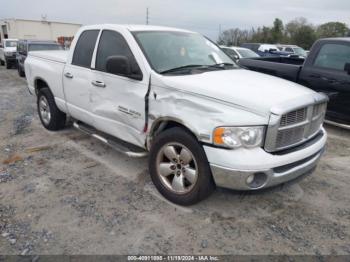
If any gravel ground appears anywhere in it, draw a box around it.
[0,66,349,256]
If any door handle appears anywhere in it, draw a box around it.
[91,80,106,88]
[64,72,73,79]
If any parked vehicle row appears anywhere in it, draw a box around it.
[0,38,63,76]
[241,43,291,57]
[24,24,327,205]
[239,38,350,126]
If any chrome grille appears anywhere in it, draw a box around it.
[280,108,307,127]
[265,101,327,152]
[276,126,305,147]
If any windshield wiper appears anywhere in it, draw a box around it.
[160,65,206,74]
[160,63,236,75]
[208,63,235,68]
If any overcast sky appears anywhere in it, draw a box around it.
[1,0,350,40]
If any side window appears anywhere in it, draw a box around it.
[72,30,99,68]
[286,48,293,52]
[95,30,140,74]
[314,43,350,71]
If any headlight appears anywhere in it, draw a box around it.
[213,126,265,149]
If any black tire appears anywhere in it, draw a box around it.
[37,87,66,131]
[18,65,25,77]
[0,60,4,66]
[149,127,215,206]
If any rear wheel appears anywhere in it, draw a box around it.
[37,87,66,131]
[5,59,11,69]
[149,127,215,206]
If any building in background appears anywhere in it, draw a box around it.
[0,18,81,47]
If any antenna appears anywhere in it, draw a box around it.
[146,7,149,25]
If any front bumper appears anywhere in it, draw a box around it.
[204,128,327,190]
[5,55,16,63]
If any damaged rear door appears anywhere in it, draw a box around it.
[90,29,148,147]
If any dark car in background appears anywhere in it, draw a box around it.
[241,43,291,57]
[16,40,63,77]
[239,38,350,127]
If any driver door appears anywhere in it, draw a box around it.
[90,29,147,147]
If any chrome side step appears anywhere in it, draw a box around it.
[324,120,350,130]
[73,122,148,158]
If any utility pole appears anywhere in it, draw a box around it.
[146,7,149,25]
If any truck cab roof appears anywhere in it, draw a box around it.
[80,24,195,34]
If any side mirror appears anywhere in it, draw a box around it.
[106,55,131,75]
[106,55,142,80]
[344,63,350,75]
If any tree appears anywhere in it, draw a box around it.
[317,22,349,38]
[271,18,284,43]
[293,25,317,49]
[285,17,316,49]
[218,28,250,46]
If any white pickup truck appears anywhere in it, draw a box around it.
[25,24,328,205]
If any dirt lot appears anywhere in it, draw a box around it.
[0,66,349,256]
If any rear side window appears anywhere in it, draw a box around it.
[72,30,99,68]
[95,30,139,73]
[314,43,350,71]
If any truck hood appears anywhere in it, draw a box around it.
[158,69,315,116]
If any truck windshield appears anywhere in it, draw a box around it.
[133,31,236,74]
[5,41,17,47]
[29,44,63,51]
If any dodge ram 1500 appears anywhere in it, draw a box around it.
[25,24,328,205]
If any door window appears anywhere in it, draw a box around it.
[314,43,350,71]
[95,30,140,75]
[72,30,99,68]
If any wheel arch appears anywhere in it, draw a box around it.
[34,77,50,95]
[147,117,201,149]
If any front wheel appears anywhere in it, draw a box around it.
[18,65,25,77]
[37,87,66,131]
[149,127,215,206]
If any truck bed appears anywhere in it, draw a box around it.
[28,50,68,63]
[238,57,304,82]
